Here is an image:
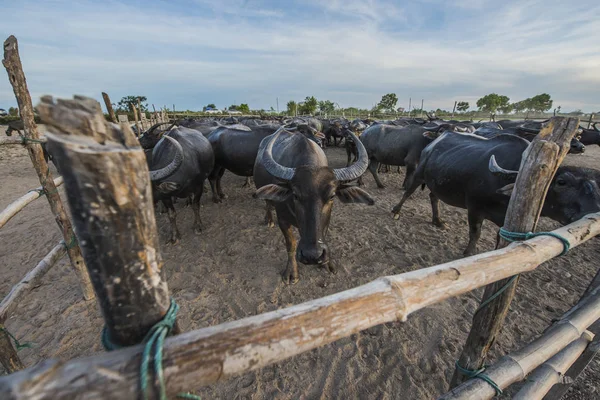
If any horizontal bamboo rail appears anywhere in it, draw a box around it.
[0,177,63,230]
[0,242,66,324]
[0,213,599,399]
[440,289,600,400]
[513,332,593,400]
[0,136,47,145]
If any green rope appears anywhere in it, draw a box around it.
[19,136,45,145]
[455,360,503,396]
[102,299,200,400]
[0,326,33,351]
[64,234,78,250]
[475,275,518,314]
[499,227,570,256]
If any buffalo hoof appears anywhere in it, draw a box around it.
[193,227,203,235]
[212,197,222,204]
[393,213,400,220]
[433,220,448,229]
[166,237,179,245]
[219,193,228,200]
[377,185,386,189]
[463,248,476,257]
[325,261,337,275]
[267,221,275,228]
[282,271,299,285]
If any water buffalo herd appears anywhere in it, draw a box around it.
[8,114,598,283]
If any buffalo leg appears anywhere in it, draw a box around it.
[391,179,422,219]
[346,147,352,167]
[402,164,416,190]
[430,192,447,229]
[242,176,252,188]
[264,201,275,228]
[216,168,226,199]
[192,185,204,234]
[278,219,299,284]
[208,167,222,203]
[368,159,385,188]
[464,210,484,257]
[163,198,181,244]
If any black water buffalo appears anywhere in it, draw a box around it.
[254,128,373,284]
[391,131,600,256]
[579,123,600,146]
[496,120,585,154]
[345,119,370,166]
[207,124,280,203]
[358,123,465,189]
[323,119,347,146]
[5,119,55,167]
[148,127,214,243]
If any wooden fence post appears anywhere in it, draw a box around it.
[2,35,94,301]
[38,95,172,347]
[101,92,117,123]
[451,117,580,386]
[131,103,140,137]
[137,98,144,131]
[0,326,24,373]
[587,113,595,129]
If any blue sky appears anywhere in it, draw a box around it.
[1,0,599,112]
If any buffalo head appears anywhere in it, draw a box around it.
[255,130,373,265]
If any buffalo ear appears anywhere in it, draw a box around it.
[337,185,375,205]
[254,184,292,202]
[422,131,438,139]
[497,183,515,197]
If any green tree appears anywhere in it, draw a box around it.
[476,93,510,113]
[318,100,335,115]
[299,96,318,115]
[377,93,398,112]
[203,103,217,111]
[512,101,526,113]
[8,106,18,116]
[456,101,469,112]
[117,95,148,112]
[529,93,553,112]
[287,100,297,115]
[238,103,250,113]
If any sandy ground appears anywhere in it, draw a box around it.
[1,125,599,399]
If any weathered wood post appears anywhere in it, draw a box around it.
[451,117,580,386]
[101,92,117,123]
[0,326,24,373]
[38,95,173,348]
[587,113,595,129]
[131,103,140,137]
[2,35,94,301]
[451,100,457,119]
[137,98,144,131]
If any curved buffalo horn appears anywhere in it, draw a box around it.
[145,122,174,137]
[425,111,434,120]
[593,122,600,132]
[262,129,296,181]
[149,135,184,181]
[489,155,518,178]
[333,131,369,182]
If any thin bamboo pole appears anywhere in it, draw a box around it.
[0,136,47,145]
[2,35,94,301]
[0,177,63,229]
[0,213,599,399]
[0,242,66,323]
[440,290,600,400]
[513,332,593,400]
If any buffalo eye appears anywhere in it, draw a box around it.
[556,178,567,186]
[328,192,336,201]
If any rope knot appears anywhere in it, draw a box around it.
[455,360,503,396]
[499,227,570,256]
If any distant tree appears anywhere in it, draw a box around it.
[568,109,584,116]
[287,100,297,115]
[555,105,562,114]
[456,101,469,113]
[238,103,250,113]
[228,104,239,110]
[203,103,217,111]
[377,93,398,112]
[318,100,335,115]
[117,96,148,112]
[499,103,513,114]
[8,106,18,116]
[299,96,318,115]
[476,93,510,114]
[529,93,553,112]
[512,101,527,113]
